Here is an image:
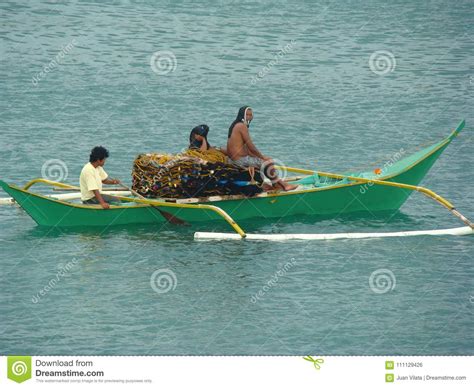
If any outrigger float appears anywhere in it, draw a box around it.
[1,120,472,241]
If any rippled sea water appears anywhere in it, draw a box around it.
[0,0,473,355]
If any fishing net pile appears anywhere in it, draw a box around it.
[131,149,263,199]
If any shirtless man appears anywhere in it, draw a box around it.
[226,106,297,191]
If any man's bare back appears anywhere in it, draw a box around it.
[226,106,297,191]
[227,122,263,160]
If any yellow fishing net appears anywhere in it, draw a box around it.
[131,149,262,198]
[183,148,227,163]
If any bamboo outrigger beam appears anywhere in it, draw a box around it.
[114,194,247,238]
[23,178,81,191]
[0,178,130,206]
[118,183,247,237]
[7,178,248,237]
[7,176,472,240]
[281,166,474,229]
[195,226,473,240]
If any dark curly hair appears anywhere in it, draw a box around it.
[89,146,109,163]
[189,124,210,150]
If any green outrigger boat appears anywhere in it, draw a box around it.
[1,120,472,238]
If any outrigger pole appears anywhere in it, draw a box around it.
[195,167,474,240]
[282,166,474,230]
[0,178,131,205]
[4,178,471,241]
[116,195,248,238]
[3,178,247,237]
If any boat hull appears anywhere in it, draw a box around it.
[185,138,452,220]
[0,121,466,228]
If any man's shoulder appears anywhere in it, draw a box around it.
[80,163,94,175]
[233,122,248,132]
[97,166,107,175]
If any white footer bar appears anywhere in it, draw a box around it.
[0,356,472,387]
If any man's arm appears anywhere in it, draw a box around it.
[240,126,267,159]
[93,189,110,209]
[102,178,120,185]
[83,169,111,209]
[199,138,208,151]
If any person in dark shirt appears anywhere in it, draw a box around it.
[189,124,211,151]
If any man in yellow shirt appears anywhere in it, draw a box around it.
[80,146,120,209]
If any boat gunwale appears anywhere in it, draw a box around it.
[258,122,463,199]
[172,127,458,203]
